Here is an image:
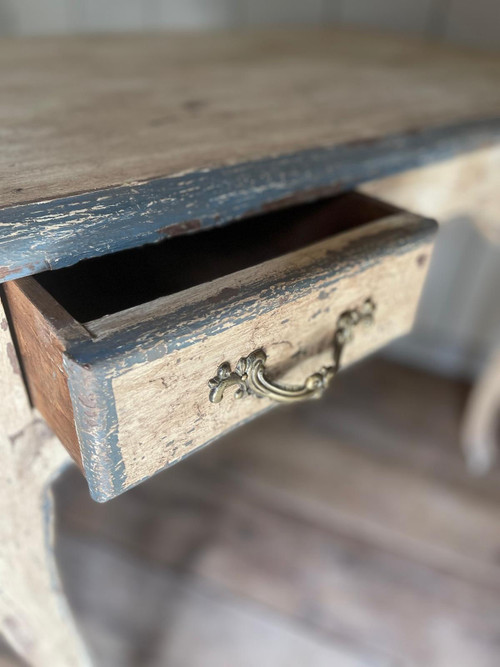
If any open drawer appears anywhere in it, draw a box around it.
[4,193,436,501]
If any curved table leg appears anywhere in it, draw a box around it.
[0,301,90,666]
[462,346,500,474]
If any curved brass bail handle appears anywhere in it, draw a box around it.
[208,298,375,405]
[246,349,336,403]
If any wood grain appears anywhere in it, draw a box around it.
[3,280,90,468]
[3,28,500,210]
[4,196,436,500]
[92,212,435,498]
[0,28,499,280]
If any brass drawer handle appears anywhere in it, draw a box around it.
[209,298,375,405]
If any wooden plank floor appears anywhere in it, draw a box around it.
[5,357,500,666]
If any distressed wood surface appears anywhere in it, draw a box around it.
[363,144,500,242]
[0,28,499,280]
[3,279,89,468]
[0,297,89,666]
[103,214,434,497]
[75,211,435,500]
[4,201,436,501]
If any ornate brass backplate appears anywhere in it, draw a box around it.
[208,298,375,405]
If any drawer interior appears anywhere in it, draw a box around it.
[35,192,398,322]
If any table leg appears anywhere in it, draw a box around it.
[462,346,500,474]
[0,299,90,666]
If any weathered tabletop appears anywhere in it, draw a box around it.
[1,28,500,281]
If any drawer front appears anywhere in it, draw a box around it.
[5,195,436,501]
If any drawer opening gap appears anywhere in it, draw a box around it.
[34,192,398,323]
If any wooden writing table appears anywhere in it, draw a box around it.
[0,29,499,665]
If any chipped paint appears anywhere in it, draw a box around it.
[0,117,499,282]
[57,214,436,502]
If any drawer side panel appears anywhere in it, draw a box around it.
[3,280,83,467]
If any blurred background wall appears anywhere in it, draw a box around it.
[0,0,499,379]
[0,0,499,47]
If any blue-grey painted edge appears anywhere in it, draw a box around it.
[66,345,274,502]
[64,356,127,502]
[0,117,499,282]
[63,217,436,501]
[68,216,436,365]
[96,403,278,503]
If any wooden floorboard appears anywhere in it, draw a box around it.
[4,357,500,665]
[58,535,381,667]
[46,358,500,666]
